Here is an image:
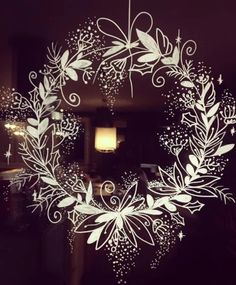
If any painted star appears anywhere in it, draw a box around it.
[178,230,185,241]
[230,127,235,136]
[176,29,182,44]
[4,144,12,165]
[217,74,223,85]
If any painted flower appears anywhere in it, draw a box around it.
[74,182,162,250]
[60,49,92,82]
[150,163,219,199]
[137,28,173,64]
[181,91,196,108]
[95,12,154,82]
[221,105,236,125]
[97,11,153,60]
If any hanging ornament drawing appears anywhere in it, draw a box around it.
[5,0,236,283]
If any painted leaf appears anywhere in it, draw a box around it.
[39,83,45,99]
[44,96,57,105]
[184,176,190,185]
[27,126,38,138]
[172,194,192,203]
[51,150,60,169]
[75,204,102,215]
[69,59,92,69]
[137,53,159,63]
[189,154,199,167]
[201,82,211,99]
[201,113,209,127]
[192,135,205,148]
[214,144,235,156]
[38,118,49,134]
[186,186,217,198]
[165,202,177,212]
[66,67,78,81]
[129,216,154,246]
[158,166,176,189]
[156,28,173,55]
[173,162,184,188]
[184,201,204,214]
[146,194,154,208]
[86,181,93,204]
[208,115,216,129]
[131,42,139,49]
[121,206,135,215]
[180,81,194,88]
[153,197,169,208]
[116,215,123,229]
[44,76,50,91]
[95,222,116,250]
[76,51,83,59]
[200,149,205,157]
[13,94,29,109]
[204,82,216,107]
[198,168,208,174]
[171,213,185,226]
[95,213,116,223]
[77,193,82,202]
[196,103,204,111]
[141,209,162,215]
[207,102,220,118]
[74,214,115,249]
[61,50,69,68]
[161,56,171,65]
[27,118,38,126]
[102,45,124,57]
[130,63,154,76]
[112,40,125,46]
[189,139,200,157]
[87,227,104,244]
[120,182,138,209]
[136,29,159,52]
[172,46,180,65]
[57,196,76,208]
[161,46,179,65]
[181,112,196,127]
[41,176,58,186]
[186,164,195,176]
[190,175,220,187]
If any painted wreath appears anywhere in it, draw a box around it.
[5,0,236,283]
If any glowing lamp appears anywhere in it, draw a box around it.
[95,127,117,152]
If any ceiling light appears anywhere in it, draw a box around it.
[95,127,117,152]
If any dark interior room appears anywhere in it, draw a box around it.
[0,1,236,284]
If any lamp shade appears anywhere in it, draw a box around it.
[95,127,117,152]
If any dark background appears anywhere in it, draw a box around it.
[0,0,236,284]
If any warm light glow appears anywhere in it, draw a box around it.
[13,131,25,136]
[5,122,25,136]
[95,127,117,152]
[5,123,17,130]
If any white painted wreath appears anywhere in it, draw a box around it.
[8,0,236,283]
